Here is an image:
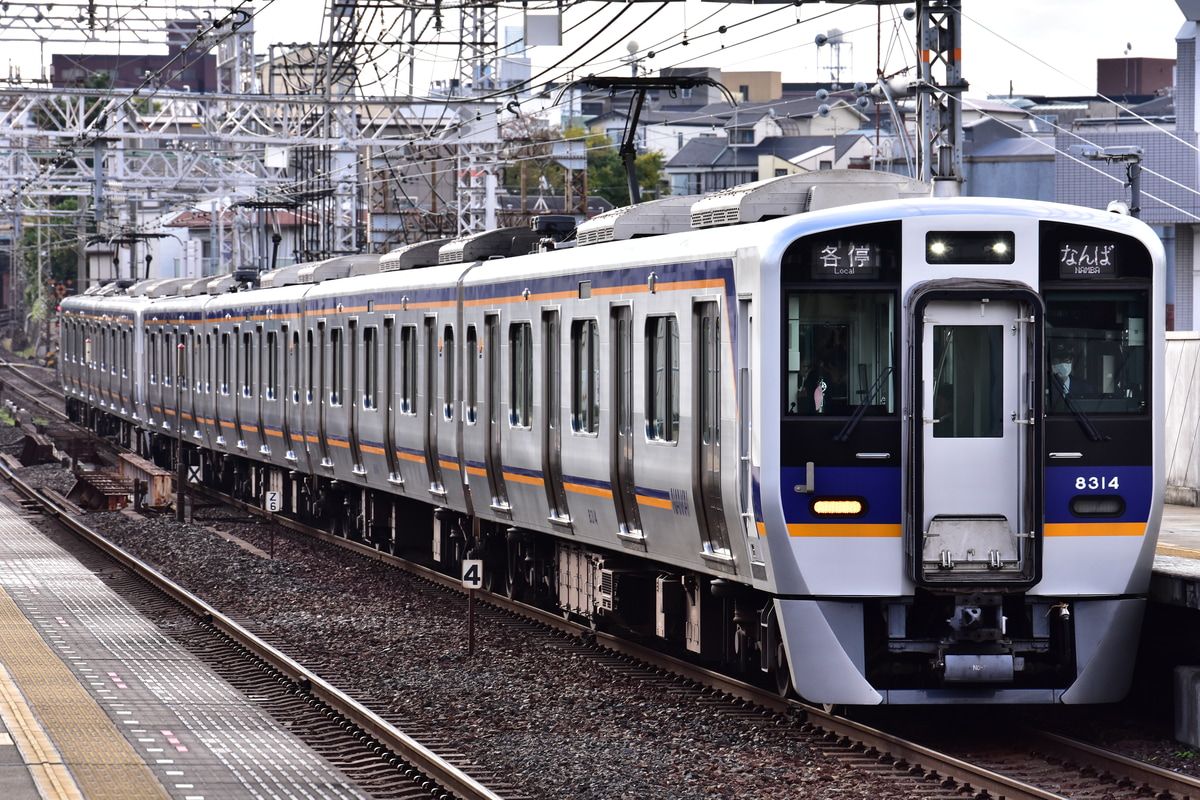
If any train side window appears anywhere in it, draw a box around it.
[109,328,117,375]
[465,325,478,424]
[330,327,343,406]
[570,319,600,434]
[645,315,680,443]
[363,326,378,410]
[443,325,454,420]
[510,322,533,428]
[1044,289,1148,414]
[399,325,416,414]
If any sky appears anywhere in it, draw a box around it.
[0,1,1188,101]
[250,0,1191,100]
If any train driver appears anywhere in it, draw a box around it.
[1049,342,1095,407]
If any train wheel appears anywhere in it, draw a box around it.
[504,542,524,600]
[482,561,498,593]
[774,644,794,698]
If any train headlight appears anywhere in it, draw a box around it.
[925,231,1016,264]
[810,497,867,517]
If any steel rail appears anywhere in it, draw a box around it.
[1024,727,1200,798]
[226,487,1081,800]
[0,460,508,800]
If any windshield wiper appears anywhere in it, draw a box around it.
[1049,376,1110,442]
[834,367,894,442]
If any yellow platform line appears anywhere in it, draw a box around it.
[1157,543,1200,559]
[0,589,170,800]
[0,659,82,800]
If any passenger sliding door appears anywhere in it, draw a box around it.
[483,314,509,511]
[542,309,569,524]
[915,291,1040,586]
[694,299,730,559]
[611,304,642,541]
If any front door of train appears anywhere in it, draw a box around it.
[914,291,1041,587]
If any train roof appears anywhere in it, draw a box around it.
[62,172,1167,307]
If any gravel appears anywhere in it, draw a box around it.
[63,501,924,800]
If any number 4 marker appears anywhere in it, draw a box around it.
[462,559,483,590]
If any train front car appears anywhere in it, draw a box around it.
[761,198,1164,704]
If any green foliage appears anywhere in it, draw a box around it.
[22,196,84,322]
[499,124,669,209]
[585,132,667,208]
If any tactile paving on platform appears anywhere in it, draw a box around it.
[0,503,370,800]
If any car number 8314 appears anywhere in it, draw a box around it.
[1075,476,1120,490]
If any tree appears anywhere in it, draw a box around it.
[498,123,668,210]
[585,132,667,208]
[22,197,83,326]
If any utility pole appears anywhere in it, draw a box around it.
[915,0,965,194]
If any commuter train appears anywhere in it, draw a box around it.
[59,171,1164,704]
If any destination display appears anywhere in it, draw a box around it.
[1058,241,1118,278]
[810,240,882,279]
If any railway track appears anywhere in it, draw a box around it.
[0,455,526,800]
[7,357,1200,799]
[0,358,67,423]
[214,486,1200,800]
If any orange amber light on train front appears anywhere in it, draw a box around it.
[810,497,867,517]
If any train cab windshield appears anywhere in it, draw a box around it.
[1044,290,1148,415]
[782,221,900,418]
[786,292,896,416]
[1038,221,1154,417]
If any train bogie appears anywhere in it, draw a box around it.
[60,173,1165,704]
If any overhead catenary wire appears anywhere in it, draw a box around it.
[16,0,1200,261]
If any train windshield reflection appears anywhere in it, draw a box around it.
[785,291,895,416]
[1045,290,1148,414]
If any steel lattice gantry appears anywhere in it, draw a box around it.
[916,0,965,191]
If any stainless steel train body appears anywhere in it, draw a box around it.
[59,186,1165,705]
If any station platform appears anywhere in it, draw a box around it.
[1151,504,1200,609]
[0,493,369,800]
